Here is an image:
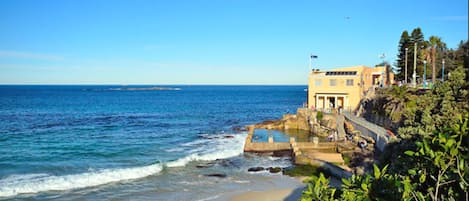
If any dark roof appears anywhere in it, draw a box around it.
[325,71,357,76]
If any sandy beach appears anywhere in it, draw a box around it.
[228,176,308,201]
[228,187,305,201]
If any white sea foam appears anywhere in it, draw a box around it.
[0,163,163,198]
[167,133,246,167]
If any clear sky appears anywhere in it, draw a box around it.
[0,0,467,85]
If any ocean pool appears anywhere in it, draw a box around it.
[252,129,327,142]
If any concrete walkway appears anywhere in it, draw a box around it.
[336,114,346,140]
[342,111,392,152]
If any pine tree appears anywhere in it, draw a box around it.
[409,28,426,83]
[396,31,411,82]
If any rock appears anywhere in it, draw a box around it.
[253,120,284,130]
[248,167,265,172]
[268,167,282,173]
[215,159,235,167]
[273,150,292,157]
[355,166,365,175]
[204,173,227,178]
[233,126,248,132]
[196,162,215,168]
[198,134,215,139]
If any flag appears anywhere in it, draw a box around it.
[310,55,318,59]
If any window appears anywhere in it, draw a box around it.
[329,79,337,86]
[346,79,354,86]
[315,79,322,86]
[325,71,357,76]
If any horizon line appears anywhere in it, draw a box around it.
[0,83,308,86]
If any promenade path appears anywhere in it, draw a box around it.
[342,111,391,151]
[336,114,346,140]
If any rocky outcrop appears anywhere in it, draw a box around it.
[251,108,338,137]
[252,109,311,131]
[254,119,284,130]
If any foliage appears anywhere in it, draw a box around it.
[404,114,469,200]
[316,111,323,121]
[301,173,337,201]
[302,164,408,201]
[361,85,416,132]
[399,66,469,139]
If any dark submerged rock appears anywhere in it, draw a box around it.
[196,162,215,168]
[204,173,227,178]
[248,167,265,172]
[268,167,282,173]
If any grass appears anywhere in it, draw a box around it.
[283,164,332,178]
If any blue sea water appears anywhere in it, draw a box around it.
[0,85,306,200]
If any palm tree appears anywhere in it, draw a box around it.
[428,36,444,84]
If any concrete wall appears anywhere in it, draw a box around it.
[244,142,291,152]
[244,130,292,152]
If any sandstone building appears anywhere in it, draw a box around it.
[307,65,394,111]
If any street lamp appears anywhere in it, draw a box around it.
[423,60,427,89]
[405,47,408,84]
[308,54,318,109]
[442,59,445,81]
[412,43,417,87]
[380,53,385,87]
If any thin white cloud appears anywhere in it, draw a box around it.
[0,50,64,61]
[433,15,468,21]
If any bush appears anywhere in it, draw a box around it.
[316,111,323,122]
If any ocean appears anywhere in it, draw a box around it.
[0,85,306,200]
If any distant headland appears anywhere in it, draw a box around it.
[107,87,181,91]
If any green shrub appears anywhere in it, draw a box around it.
[316,111,323,121]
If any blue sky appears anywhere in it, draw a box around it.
[0,0,467,84]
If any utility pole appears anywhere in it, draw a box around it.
[412,43,417,88]
[405,47,408,84]
[442,59,445,81]
[423,60,427,89]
